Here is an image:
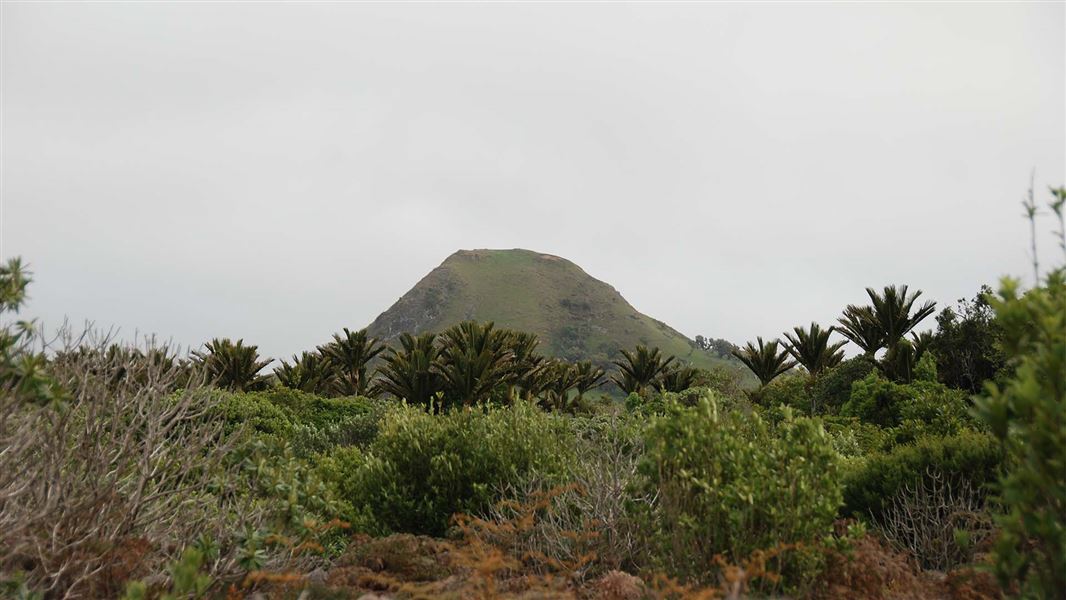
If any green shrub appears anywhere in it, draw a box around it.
[810,356,876,413]
[841,430,1003,520]
[215,388,386,454]
[821,416,892,458]
[636,397,842,592]
[754,373,812,414]
[972,270,1066,596]
[217,390,294,436]
[755,358,877,417]
[324,401,574,536]
[842,371,971,432]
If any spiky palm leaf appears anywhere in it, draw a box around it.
[656,364,700,393]
[318,328,385,397]
[275,351,332,394]
[837,305,886,354]
[536,360,580,411]
[611,345,675,395]
[783,322,847,377]
[731,337,795,387]
[192,338,272,392]
[571,360,606,399]
[372,332,443,406]
[503,330,547,400]
[434,321,515,407]
[866,285,937,347]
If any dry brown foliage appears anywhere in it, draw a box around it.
[309,486,794,600]
[813,530,924,600]
[0,331,264,598]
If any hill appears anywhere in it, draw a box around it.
[366,249,743,374]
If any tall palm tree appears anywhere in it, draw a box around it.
[372,332,443,406]
[612,345,675,395]
[839,285,937,382]
[571,360,606,400]
[783,322,847,377]
[837,305,886,355]
[275,351,332,394]
[435,321,515,407]
[866,285,937,347]
[318,328,385,397]
[192,338,272,392]
[731,337,795,387]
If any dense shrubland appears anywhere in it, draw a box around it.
[2,187,1064,599]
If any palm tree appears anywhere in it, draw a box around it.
[435,321,515,407]
[783,322,846,377]
[275,351,332,394]
[571,360,606,400]
[837,305,885,355]
[656,364,700,393]
[318,328,385,397]
[881,331,935,383]
[839,285,937,382]
[731,337,795,387]
[503,330,546,400]
[866,285,936,347]
[537,359,580,411]
[372,332,443,406]
[612,345,675,395]
[192,338,272,392]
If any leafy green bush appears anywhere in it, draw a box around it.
[821,416,892,458]
[323,401,574,536]
[810,356,876,413]
[754,357,877,418]
[754,373,812,414]
[636,397,842,592]
[841,371,970,432]
[216,388,386,455]
[841,430,1003,520]
[973,270,1066,596]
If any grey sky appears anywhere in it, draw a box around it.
[2,1,1064,362]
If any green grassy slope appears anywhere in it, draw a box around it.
[366,249,743,374]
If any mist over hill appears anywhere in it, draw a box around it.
[366,248,741,373]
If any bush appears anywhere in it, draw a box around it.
[0,335,266,597]
[973,271,1066,596]
[484,412,652,579]
[842,371,971,433]
[636,396,842,592]
[323,401,574,536]
[841,430,1003,521]
[754,373,813,414]
[873,470,994,571]
[810,357,876,414]
[821,416,892,458]
[755,358,877,417]
[216,387,386,455]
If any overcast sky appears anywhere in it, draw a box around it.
[2,1,1063,361]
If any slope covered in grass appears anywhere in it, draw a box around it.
[366,249,741,373]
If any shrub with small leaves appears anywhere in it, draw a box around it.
[972,270,1066,597]
[636,395,842,593]
[325,401,574,536]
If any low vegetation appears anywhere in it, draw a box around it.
[1,187,1063,599]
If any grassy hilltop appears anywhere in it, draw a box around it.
[366,248,741,373]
